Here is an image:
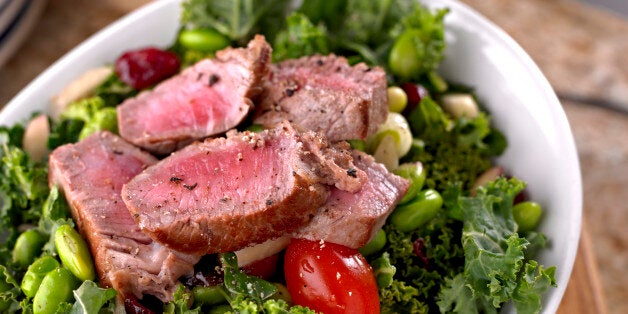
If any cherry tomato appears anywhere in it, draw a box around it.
[284,238,380,314]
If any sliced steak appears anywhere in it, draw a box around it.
[122,121,366,255]
[294,150,410,248]
[48,131,200,302]
[253,54,388,141]
[118,35,272,154]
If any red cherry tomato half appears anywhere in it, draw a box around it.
[284,238,380,314]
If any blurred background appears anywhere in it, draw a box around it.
[0,1,626,313]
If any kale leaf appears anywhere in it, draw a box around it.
[0,127,49,254]
[70,280,117,314]
[403,97,495,191]
[369,213,464,313]
[181,0,291,46]
[272,13,329,62]
[48,96,118,150]
[438,178,556,313]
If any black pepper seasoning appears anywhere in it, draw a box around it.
[208,74,220,86]
[347,168,358,178]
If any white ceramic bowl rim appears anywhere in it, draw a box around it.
[1,1,582,313]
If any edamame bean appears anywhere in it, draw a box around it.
[192,286,227,306]
[33,267,79,314]
[21,256,60,298]
[387,86,408,113]
[346,139,366,152]
[359,229,387,256]
[178,29,230,53]
[54,224,95,281]
[271,283,292,303]
[12,229,46,268]
[512,201,543,232]
[246,124,265,133]
[388,29,423,80]
[393,162,426,205]
[390,189,443,232]
[208,304,233,314]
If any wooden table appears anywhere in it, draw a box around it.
[1,1,625,313]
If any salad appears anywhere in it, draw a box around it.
[0,0,557,313]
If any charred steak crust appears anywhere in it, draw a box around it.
[252,54,388,141]
[117,35,272,155]
[294,150,410,248]
[122,121,365,255]
[48,131,200,302]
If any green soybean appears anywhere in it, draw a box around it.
[393,162,427,205]
[178,29,230,52]
[359,229,387,256]
[390,189,443,232]
[346,139,366,152]
[245,124,265,133]
[21,256,60,298]
[54,224,95,281]
[271,283,292,303]
[208,304,233,314]
[387,86,408,113]
[33,267,79,314]
[192,286,227,306]
[12,229,46,268]
[512,201,543,232]
[388,29,423,80]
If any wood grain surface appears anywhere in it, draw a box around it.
[1,1,625,313]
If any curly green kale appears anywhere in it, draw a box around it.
[48,96,117,150]
[296,0,446,67]
[0,127,49,255]
[181,0,291,46]
[165,253,318,313]
[403,96,503,192]
[438,178,556,314]
[369,214,464,313]
[94,73,138,107]
[272,13,329,62]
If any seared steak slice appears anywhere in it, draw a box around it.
[122,121,366,255]
[253,54,388,141]
[48,131,200,302]
[118,35,272,154]
[294,150,410,248]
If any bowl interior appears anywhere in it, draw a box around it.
[0,0,582,312]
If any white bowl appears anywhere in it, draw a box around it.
[0,0,582,312]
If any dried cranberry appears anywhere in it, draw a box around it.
[412,237,429,269]
[115,47,180,90]
[241,253,280,280]
[183,254,224,287]
[401,83,429,115]
[124,295,158,314]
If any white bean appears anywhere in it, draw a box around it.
[472,166,504,194]
[235,236,290,267]
[50,66,113,120]
[22,114,50,162]
[440,93,479,119]
[367,112,413,158]
[373,134,399,171]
